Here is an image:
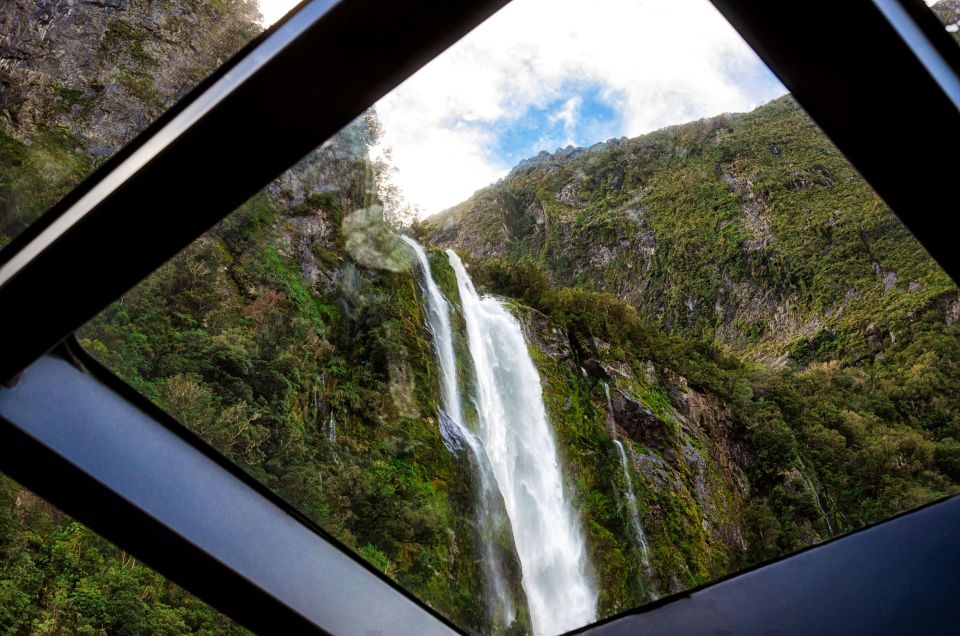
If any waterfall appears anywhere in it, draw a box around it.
[797,458,834,535]
[804,475,834,535]
[447,249,596,636]
[401,237,518,631]
[326,413,337,444]
[603,383,655,593]
[613,437,654,577]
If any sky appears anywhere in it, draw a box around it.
[258,0,299,26]
[259,0,790,218]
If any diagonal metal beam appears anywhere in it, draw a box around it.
[0,0,512,381]
[0,348,461,635]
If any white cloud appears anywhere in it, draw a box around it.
[370,0,789,217]
[257,0,300,26]
[549,96,583,146]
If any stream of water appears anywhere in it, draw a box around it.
[402,236,517,630]
[404,237,597,634]
[603,383,655,589]
[446,249,596,635]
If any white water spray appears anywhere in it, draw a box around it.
[326,413,337,444]
[402,237,517,630]
[447,249,596,636]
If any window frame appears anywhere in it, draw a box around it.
[0,0,958,633]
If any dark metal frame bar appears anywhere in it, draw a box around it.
[574,494,960,635]
[0,0,511,381]
[0,344,457,635]
[0,0,511,631]
[0,0,958,633]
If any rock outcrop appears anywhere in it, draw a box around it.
[1,0,261,152]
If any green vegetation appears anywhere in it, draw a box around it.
[3,0,960,631]
[72,119,494,631]
[0,478,246,635]
[5,97,959,633]
[0,126,93,248]
[471,251,960,588]
[5,99,959,633]
[422,96,955,364]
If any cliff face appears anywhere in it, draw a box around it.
[0,0,262,245]
[3,0,960,633]
[519,307,750,601]
[0,0,260,150]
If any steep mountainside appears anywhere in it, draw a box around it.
[0,0,261,245]
[0,1,262,632]
[3,1,960,634]
[421,96,956,365]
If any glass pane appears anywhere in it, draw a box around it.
[928,0,960,43]
[0,473,247,634]
[0,0,296,249]
[58,0,960,633]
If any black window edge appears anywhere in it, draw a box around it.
[0,0,513,382]
[0,0,956,633]
[573,493,960,634]
[0,343,462,636]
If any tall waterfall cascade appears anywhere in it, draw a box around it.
[402,236,517,630]
[447,249,596,636]
[403,237,597,635]
[797,458,834,535]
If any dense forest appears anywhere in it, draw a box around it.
[3,1,960,634]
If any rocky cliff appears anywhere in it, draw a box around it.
[0,0,262,244]
[1,0,260,149]
[517,305,750,599]
[3,0,960,633]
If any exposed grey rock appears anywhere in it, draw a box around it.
[883,271,898,294]
[610,388,673,451]
[719,162,775,251]
[785,164,834,190]
[556,181,585,207]
[633,448,673,491]
[947,294,960,325]
[519,307,574,363]
[1,0,261,153]
[864,322,883,353]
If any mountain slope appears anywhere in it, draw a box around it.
[2,1,960,633]
[0,0,261,245]
[421,95,956,365]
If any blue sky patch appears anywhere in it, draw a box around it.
[488,82,627,167]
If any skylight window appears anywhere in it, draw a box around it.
[372,0,786,217]
[2,0,958,634]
